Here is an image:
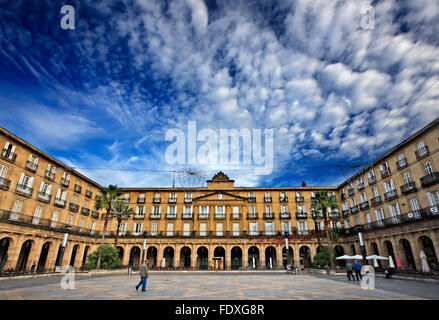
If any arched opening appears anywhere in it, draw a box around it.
[248,246,260,268]
[16,240,33,272]
[334,245,345,267]
[163,246,174,268]
[116,246,124,263]
[400,239,416,270]
[69,244,79,267]
[282,246,294,267]
[129,246,141,267]
[299,246,311,268]
[316,245,324,254]
[180,246,191,268]
[231,246,242,269]
[37,242,51,272]
[418,236,438,271]
[55,244,63,267]
[370,242,381,268]
[197,246,208,270]
[213,246,225,270]
[0,237,11,270]
[265,246,277,268]
[350,244,357,255]
[147,246,158,268]
[81,246,90,267]
[384,240,396,268]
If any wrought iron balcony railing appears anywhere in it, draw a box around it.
[248,197,256,202]
[231,213,242,219]
[74,184,82,193]
[279,197,288,202]
[264,197,272,203]
[368,176,377,185]
[348,188,354,196]
[296,212,307,219]
[384,189,398,201]
[198,214,209,219]
[1,149,16,163]
[263,212,275,219]
[182,213,193,219]
[37,192,51,203]
[380,169,390,179]
[60,178,69,188]
[15,184,33,197]
[247,213,258,219]
[350,205,359,214]
[341,193,346,200]
[296,196,304,202]
[400,181,417,195]
[396,158,408,170]
[91,210,99,219]
[68,203,79,213]
[25,161,38,173]
[184,198,193,203]
[45,170,55,181]
[137,197,146,204]
[415,146,429,160]
[0,177,11,190]
[166,214,177,219]
[85,190,92,198]
[153,197,161,203]
[214,213,226,219]
[149,214,161,219]
[54,198,66,208]
[168,198,177,203]
[420,172,439,188]
[342,209,350,218]
[280,212,291,219]
[359,201,370,211]
[357,183,365,191]
[370,196,382,207]
[81,207,90,216]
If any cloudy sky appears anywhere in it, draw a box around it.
[0,0,438,188]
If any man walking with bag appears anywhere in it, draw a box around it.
[353,260,362,281]
[135,259,149,292]
[346,261,354,281]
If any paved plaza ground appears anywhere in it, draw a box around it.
[0,272,438,300]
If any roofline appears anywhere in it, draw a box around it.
[120,186,337,192]
[0,126,103,189]
[336,116,439,189]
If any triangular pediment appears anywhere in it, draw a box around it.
[193,191,246,202]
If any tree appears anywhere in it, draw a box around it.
[110,199,134,247]
[94,185,123,269]
[311,191,339,273]
[312,246,336,268]
[84,245,121,269]
[310,208,322,248]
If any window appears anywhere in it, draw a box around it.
[249,222,258,236]
[167,223,174,236]
[408,198,421,218]
[350,198,357,206]
[423,161,434,175]
[403,172,412,185]
[344,220,350,229]
[297,221,308,235]
[183,223,191,236]
[417,141,427,156]
[426,191,439,214]
[138,193,145,201]
[200,223,207,236]
[281,222,292,235]
[297,205,306,214]
[151,206,161,217]
[232,206,240,218]
[183,206,193,217]
[32,206,43,225]
[123,193,129,202]
[150,223,158,236]
[154,193,161,201]
[136,206,145,217]
[167,206,177,217]
[89,221,96,234]
[373,187,379,197]
[133,222,143,235]
[83,200,89,208]
[184,193,192,201]
[388,204,401,223]
[199,206,209,218]
[249,206,255,214]
[265,205,272,213]
[360,192,367,203]
[280,205,288,213]
[119,222,127,235]
[215,206,225,218]
[342,202,348,211]
[169,193,177,201]
[71,195,77,204]
[233,223,240,236]
[10,199,23,220]
[355,216,360,225]
[0,163,8,178]
[264,222,275,235]
[51,210,59,228]
[66,214,73,226]
[280,192,287,200]
[78,218,84,231]
[2,141,16,160]
[216,223,223,236]
[366,213,371,224]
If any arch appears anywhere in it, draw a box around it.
[299,246,311,268]
[147,246,158,268]
[82,246,90,267]
[230,246,242,270]
[350,244,357,255]
[383,240,396,268]
[116,246,124,263]
[37,242,51,272]
[399,238,416,270]
[197,246,208,270]
[418,235,438,271]
[213,246,225,269]
[282,246,294,266]
[16,240,34,272]
[370,242,381,268]
[180,246,191,268]
[316,245,324,254]
[55,244,64,267]
[265,246,277,268]
[129,246,141,267]
[0,237,12,269]
[334,245,346,267]
[69,244,79,267]
[163,246,174,268]
[248,246,260,268]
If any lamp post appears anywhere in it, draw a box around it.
[355,225,368,266]
[141,231,148,263]
[284,232,291,270]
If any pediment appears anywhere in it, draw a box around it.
[193,191,246,202]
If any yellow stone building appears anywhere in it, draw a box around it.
[0,117,438,272]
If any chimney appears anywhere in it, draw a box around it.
[302,181,306,187]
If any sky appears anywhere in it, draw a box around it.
[0,0,439,188]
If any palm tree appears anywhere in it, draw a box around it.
[94,185,123,269]
[110,200,134,247]
[311,191,339,272]
[310,208,322,248]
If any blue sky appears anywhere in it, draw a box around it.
[0,0,439,188]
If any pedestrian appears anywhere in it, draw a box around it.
[135,259,149,292]
[353,260,362,281]
[346,261,354,281]
[30,262,36,273]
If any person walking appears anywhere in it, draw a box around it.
[135,259,149,292]
[353,260,362,281]
[30,262,36,273]
[346,261,354,281]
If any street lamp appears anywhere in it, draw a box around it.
[355,225,368,266]
[284,231,291,270]
[141,231,148,263]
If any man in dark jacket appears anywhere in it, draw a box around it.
[346,261,354,281]
[135,259,149,292]
[353,260,362,281]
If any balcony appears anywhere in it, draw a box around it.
[400,182,417,195]
[415,146,429,160]
[153,197,161,203]
[166,214,177,219]
[357,183,365,191]
[350,205,359,215]
[1,149,16,163]
[296,212,307,219]
[368,176,377,185]
[329,212,340,219]
[247,213,258,219]
[248,197,256,202]
[15,184,33,197]
[137,197,145,204]
[380,169,390,179]
[214,214,226,219]
[359,201,369,211]
[73,184,82,193]
[91,210,99,219]
[420,172,439,188]
[182,213,193,219]
[280,212,291,219]
[45,170,55,181]
[295,196,304,203]
[342,209,350,218]
[54,198,66,208]
[348,188,354,196]
[231,213,242,220]
[37,191,51,203]
[264,197,272,203]
[81,207,90,216]
[0,177,11,190]
[133,214,145,220]
[68,203,79,213]
[198,214,209,219]
[279,197,288,202]
[122,197,130,203]
[85,190,92,198]
[396,158,408,170]
[168,198,177,203]
[340,193,346,201]
[263,212,275,219]
[25,161,38,173]
[184,198,193,203]
[149,214,161,220]
[60,178,69,188]
[384,189,398,201]
[370,196,382,207]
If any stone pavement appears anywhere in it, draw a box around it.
[0,272,435,300]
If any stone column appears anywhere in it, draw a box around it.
[208,243,214,270]
[225,243,231,270]
[408,233,422,271]
[427,230,439,260]
[259,244,266,267]
[276,242,283,267]
[7,234,25,270]
[243,244,248,268]
[174,244,181,268]
[46,239,61,270]
[157,245,164,268]
[121,243,130,266]
[293,244,300,267]
[191,244,198,269]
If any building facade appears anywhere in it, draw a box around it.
[0,118,438,272]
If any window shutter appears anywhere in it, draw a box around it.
[28,177,34,188]
[39,182,45,192]
[61,190,67,201]
[47,184,52,195]
[10,146,16,159]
